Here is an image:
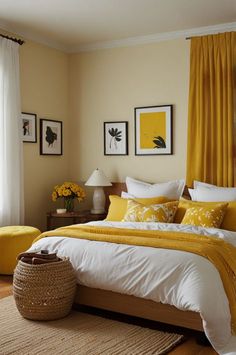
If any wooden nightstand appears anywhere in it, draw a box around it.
[46,210,107,230]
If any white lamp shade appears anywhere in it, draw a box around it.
[85,168,112,187]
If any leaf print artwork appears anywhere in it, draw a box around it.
[104,121,128,155]
[153,136,166,149]
[46,126,57,147]
[108,127,122,150]
[40,118,62,155]
[135,105,172,155]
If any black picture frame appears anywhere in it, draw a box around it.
[134,105,173,155]
[40,118,63,155]
[21,112,37,143]
[104,121,128,156]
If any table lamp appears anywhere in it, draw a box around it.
[85,168,112,214]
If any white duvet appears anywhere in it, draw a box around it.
[28,221,236,354]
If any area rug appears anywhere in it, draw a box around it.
[0,297,184,354]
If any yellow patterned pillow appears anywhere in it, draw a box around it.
[106,195,171,221]
[174,198,236,231]
[181,204,228,228]
[122,200,179,223]
[174,198,227,223]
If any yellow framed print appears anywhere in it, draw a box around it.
[135,105,172,155]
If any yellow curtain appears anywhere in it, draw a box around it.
[186,32,235,187]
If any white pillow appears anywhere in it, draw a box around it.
[121,191,135,199]
[193,181,216,189]
[125,177,185,200]
[190,186,236,202]
[188,188,195,200]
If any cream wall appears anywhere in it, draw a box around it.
[19,40,69,230]
[1,31,190,229]
[69,39,190,187]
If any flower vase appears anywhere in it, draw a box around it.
[64,198,74,212]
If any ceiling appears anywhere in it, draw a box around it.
[0,0,235,52]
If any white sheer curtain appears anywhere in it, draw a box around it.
[0,37,24,226]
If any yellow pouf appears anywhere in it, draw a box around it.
[0,226,41,275]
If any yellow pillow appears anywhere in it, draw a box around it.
[221,201,236,231]
[174,198,236,231]
[181,204,228,228]
[175,198,226,223]
[106,195,171,221]
[122,200,179,223]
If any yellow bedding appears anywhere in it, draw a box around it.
[35,225,236,332]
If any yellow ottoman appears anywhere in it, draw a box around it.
[0,226,41,275]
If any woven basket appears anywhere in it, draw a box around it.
[13,258,77,321]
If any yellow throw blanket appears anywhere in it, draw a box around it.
[35,224,236,332]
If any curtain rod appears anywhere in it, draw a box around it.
[186,31,235,40]
[0,34,24,45]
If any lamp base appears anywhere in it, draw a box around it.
[90,209,105,215]
[91,187,106,215]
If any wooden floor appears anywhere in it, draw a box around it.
[0,275,13,299]
[0,276,217,354]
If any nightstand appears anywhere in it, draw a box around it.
[46,210,107,230]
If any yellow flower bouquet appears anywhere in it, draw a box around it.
[52,182,86,212]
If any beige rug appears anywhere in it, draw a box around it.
[0,297,184,354]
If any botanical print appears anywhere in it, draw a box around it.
[153,136,166,148]
[40,119,62,155]
[108,127,122,150]
[135,105,172,155]
[104,122,128,155]
[46,126,58,147]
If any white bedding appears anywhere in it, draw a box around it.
[28,221,236,354]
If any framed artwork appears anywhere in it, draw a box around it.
[104,121,128,155]
[40,119,63,155]
[134,105,172,155]
[21,112,37,143]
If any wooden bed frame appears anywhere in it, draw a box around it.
[74,182,203,332]
[74,286,203,331]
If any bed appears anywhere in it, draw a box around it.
[28,181,236,354]
[76,183,202,331]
